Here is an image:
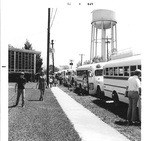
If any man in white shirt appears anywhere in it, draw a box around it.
[126,69,141,125]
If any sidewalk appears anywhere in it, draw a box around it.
[51,87,130,141]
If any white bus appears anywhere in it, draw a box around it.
[103,54,141,107]
[75,62,106,97]
[59,68,77,86]
[65,68,77,87]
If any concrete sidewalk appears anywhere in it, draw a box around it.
[51,87,130,141]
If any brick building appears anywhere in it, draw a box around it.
[8,45,41,82]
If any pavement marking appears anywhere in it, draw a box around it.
[51,87,130,141]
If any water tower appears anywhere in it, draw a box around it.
[90,9,117,62]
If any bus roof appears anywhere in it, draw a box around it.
[77,62,106,71]
[104,54,141,68]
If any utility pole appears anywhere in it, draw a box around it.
[79,54,84,66]
[47,8,50,86]
[105,36,110,61]
[51,40,54,74]
[69,59,73,69]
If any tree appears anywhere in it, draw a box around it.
[49,65,60,75]
[83,60,91,65]
[36,54,43,73]
[76,61,82,67]
[23,39,32,50]
[59,65,69,70]
[92,56,103,63]
[23,39,43,73]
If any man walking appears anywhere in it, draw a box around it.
[126,69,141,125]
[15,72,27,107]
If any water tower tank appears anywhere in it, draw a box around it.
[92,9,116,29]
[90,9,117,62]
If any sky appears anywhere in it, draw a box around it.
[1,0,144,69]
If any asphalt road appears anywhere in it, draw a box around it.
[8,83,81,141]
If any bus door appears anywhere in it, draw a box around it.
[88,69,94,94]
[95,69,103,88]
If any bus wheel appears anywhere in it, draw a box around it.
[112,91,119,107]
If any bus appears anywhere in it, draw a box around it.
[58,68,76,86]
[75,62,106,97]
[103,54,141,107]
[65,68,77,87]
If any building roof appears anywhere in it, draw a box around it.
[8,46,41,54]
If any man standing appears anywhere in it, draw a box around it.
[36,70,46,101]
[126,69,141,125]
[15,72,27,107]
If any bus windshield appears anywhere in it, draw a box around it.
[95,69,103,76]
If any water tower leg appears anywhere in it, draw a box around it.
[115,24,117,52]
[101,21,106,61]
[103,29,106,61]
[90,25,94,61]
[101,21,104,60]
[93,26,95,58]
[111,21,114,53]
[95,28,98,57]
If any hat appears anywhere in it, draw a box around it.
[134,69,141,75]
[20,72,24,75]
[135,69,141,73]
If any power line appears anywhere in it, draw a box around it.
[50,8,57,29]
[50,8,53,20]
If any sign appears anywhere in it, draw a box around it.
[69,63,73,65]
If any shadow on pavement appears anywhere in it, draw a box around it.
[115,120,141,126]
[92,99,128,119]
[28,99,41,101]
[114,120,128,126]
[8,105,18,108]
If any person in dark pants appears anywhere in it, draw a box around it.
[49,76,54,88]
[37,71,46,101]
[126,69,141,125]
[15,72,27,107]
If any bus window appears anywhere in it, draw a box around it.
[77,70,82,76]
[124,66,129,76]
[130,65,136,76]
[105,68,109,75]
[109,68,113,76]
[114,67,118,76]
[95,69,103,76]
[118,67,124,76]
[138,65,141,70]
